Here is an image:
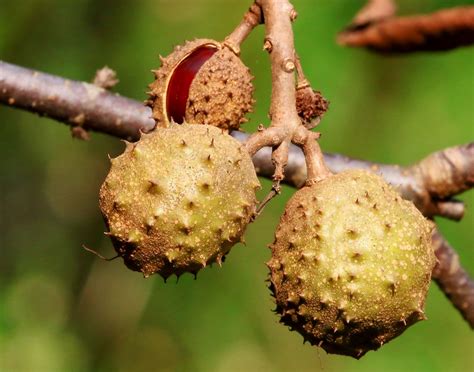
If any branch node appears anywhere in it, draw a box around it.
[92,66,119,90]
[263,38,273,53]
[290,8,298,22]
[282,58,295,73]
[435,200,465,221]
[222,40,241,56]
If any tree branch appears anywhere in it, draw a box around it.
[0,59,472,326]
[243,0,331,188]
[1,59,472,217]
[0,61,155,141]
[224,2,263,55]
[432,230,474,328]
[338,6,474,53]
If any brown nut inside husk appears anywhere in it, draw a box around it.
[147,39,254,130]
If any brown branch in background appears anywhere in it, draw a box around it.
[338,6,474,53]
[350,0,397,28]
[432,230,474,328]
[0,60,473,326]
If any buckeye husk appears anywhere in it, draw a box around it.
[100,124,260,279]
[268,170,435,358]
[147,39,254,130]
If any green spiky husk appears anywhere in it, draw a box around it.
[100,124,260,278]
[268,170,435,358]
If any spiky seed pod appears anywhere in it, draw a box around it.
[295,86,329,127]
[100,124,260,279]
[268,170,435,359]
[147,39,254,130]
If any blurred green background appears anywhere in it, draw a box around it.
[1,0,473,371]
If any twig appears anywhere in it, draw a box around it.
[338,6,474,53]
[255,188,279,218]
[294,53,329,129]
[244,0,331,187]
[0,59,472,326]
[432,231,474,328]
[82,245,120,261]
[92,66,119,90]
[224,2,263,55]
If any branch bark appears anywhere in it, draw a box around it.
[432,230,474,328]
[1,60,472,218]
[244,0,331,187]
[224,2,263,55]
[0,59,473,326]
[338,6,474,53]
[0,61,154,141]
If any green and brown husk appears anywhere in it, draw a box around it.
[100,124,260,279]
[147,39,254,130]
[268,170,436,358]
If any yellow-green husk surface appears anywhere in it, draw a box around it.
[100,124,260,278]
[268,169,435,358]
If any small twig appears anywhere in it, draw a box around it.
[82,245,119,261]
[294,53,329,130]
[255,188,279,218]
[292,125,330,184]
[244,0,331,190]
[294,53,309,89]
[92,66,119,90]
[338,6,474,53]
[432,230,474,328]
[224,2,263,55]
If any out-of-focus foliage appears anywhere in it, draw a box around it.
[0,1,473,371]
